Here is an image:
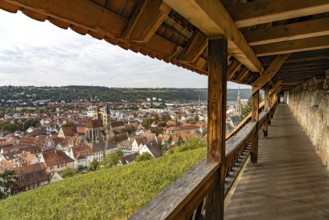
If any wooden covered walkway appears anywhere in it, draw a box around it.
[225,104,329,220]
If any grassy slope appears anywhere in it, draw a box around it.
[0,148,206,220]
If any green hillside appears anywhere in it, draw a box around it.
[0,86,251,105]
[0,148,206,220]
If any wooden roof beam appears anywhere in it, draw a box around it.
[252,54,290,94]
[228,0,329,28]
[179,30,208,63]
[254,36,329,57]
[163,0,264,73]
[3,0,127,37]
[245,17,329,46]
[123,0,171,43]
[269,80,283,95]
[234,67,250,82]
[227,59,242,80]
[274,86,282,95]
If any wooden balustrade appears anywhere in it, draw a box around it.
[130,100,278,220]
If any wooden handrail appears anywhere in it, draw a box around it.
[130,100,278,219]
[130,121,258,219]
[129,161,219,220]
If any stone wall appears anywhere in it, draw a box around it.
[288,77,329,169]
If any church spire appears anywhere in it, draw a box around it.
[236,87,242,115]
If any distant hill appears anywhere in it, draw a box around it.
[0,86,251,104]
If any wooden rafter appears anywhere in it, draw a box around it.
[244,17,329,46]
[274,86,282,95]
[123,0,171,43]
[234,67,250,82]
[254,36,329,56]
[228,0,329,28]
[163,0,264,73]
[269,80,283,95]
[179,30,208,63]
[227,59,242,80]
[2,0,126,37]
[252,54,290,93]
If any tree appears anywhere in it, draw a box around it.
[240,97,252,120]
[23,118,40,131]
[61,168,76,178]
[0,169,18,199]
[136,152,153,162]
[239,94,264,120]
[99,149,123,168]
[88,159,99,171]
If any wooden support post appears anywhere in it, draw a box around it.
[251,87,259,164]
[206,38,227,220]
[264,84,270,136]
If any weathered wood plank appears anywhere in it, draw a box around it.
[207,38,227,163]
[252,54,290,94]
[269,80,283,95]
[206,38,227,220]
[180,30,208,63]
[129,161,219,220]
[254,36,329,57]
[245,17,329,46]
[0,0,19,12]
[251,88,259,164]
[163,0,264,73]
[224,149,250,197]
[234,67,250,82]
[226,122,257,156]
[228,0,329,28]
[123,0,171,42]
[3,0,126,37]
[263,84,270,136]
[227,59,242,80]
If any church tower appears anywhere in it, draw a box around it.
[236,87,242,115]
[103,103,111,127]
[103,103,114,141]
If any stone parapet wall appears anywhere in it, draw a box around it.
[288,78,329,169]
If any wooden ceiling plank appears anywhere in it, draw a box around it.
[228,0,329,28]
[179,30,208,63]
[227,59,242,80]
[235,67,250,82]
[269,80,283,95]
[245,17,329,46]
[286,56,329,64]
[4,0,206,74]
[274,86,282,94]
[123,0,171,43]
[48,17,70,29]
[0,0,19,13]
[22,9,47,21]
[252,54,291,93]
[3,0,126,38]
[254,36,329,57]
[163,0,263,73]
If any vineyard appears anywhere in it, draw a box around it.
[0,147,206,220]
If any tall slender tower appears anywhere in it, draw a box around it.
[236,87,242,115]
[199,95,201,108]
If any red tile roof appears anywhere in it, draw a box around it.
[42,150,74,167]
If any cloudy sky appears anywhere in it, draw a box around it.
[0,10,247,88]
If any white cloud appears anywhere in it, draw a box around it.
[0,10,249,89]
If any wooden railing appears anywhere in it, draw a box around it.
[130,101,278,220]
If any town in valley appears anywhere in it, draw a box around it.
[0,86,250,197]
